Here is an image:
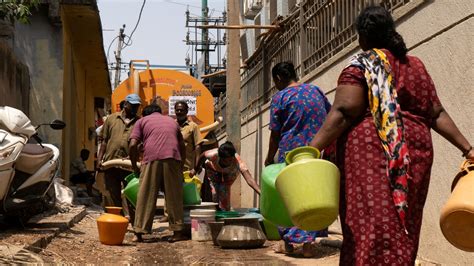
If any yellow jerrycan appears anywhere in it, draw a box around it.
[440,159,474,252]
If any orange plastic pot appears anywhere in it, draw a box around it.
[105,206,122,215]
[96,213,129,245]
[440,160,474,252]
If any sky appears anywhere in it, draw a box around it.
[98,0,226,79]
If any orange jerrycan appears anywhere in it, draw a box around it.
[440,160,474,252]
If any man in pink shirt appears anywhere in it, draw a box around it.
[129,104,187,242]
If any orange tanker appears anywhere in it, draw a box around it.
[112,61,218,138]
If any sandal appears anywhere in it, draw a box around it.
[132,233,143,242]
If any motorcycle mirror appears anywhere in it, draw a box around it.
[50,120,66,130]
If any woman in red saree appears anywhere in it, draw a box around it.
[310,6,473,265]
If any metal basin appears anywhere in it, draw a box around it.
[217,217,266,249]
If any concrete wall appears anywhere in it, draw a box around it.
[232,0,474,263]
[1,3,110,181]
[12,6,64,147]
[397,2,474,264]
[0,40,30,112]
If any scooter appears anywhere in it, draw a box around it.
[0,106,66,222]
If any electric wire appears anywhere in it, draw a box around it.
[106,35,119,64]
[122,34,133,47]
[164,0,224,12]
[122,0,146,49]
[188,30,216,39]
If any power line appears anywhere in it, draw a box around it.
[106,35,119,63]
[122,34,133,48]
[188,30,216,39]
[122,0,146,49]
[165,0,200,9]
[164,0,223,12]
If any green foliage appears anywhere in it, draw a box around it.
[0,0,40,24]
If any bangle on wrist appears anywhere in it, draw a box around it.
[462,146,473,157]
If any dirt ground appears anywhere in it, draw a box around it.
[37,210,340,265]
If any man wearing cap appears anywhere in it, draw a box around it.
[97,93,141,214]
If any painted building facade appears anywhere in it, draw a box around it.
[226,0,474,264]
[0,0,111,180]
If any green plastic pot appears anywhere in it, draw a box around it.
[183,182,201,205]
[260,163,293,227]
[123,173,139,207]
[262,217,281,240]
[275,146,340,231]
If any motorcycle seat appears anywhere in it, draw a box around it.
[16,144,54,175]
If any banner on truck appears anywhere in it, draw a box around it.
[168,96,197,116]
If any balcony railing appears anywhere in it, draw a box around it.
[213,0,416,137]
[239,0,415,117]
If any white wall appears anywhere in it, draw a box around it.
[233,0,474,263]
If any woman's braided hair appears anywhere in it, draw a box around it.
[356,6,407,59]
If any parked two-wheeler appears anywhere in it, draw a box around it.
[0,106,66,223]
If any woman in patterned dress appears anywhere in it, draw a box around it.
[265,61,332,166]
[190,141,260,211]
[310,6,473,265]
[265,61,332,257]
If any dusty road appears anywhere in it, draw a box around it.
[37,210,340,264]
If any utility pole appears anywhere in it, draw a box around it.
[202,0,209,74]
[185,3,226,78]
[226,0,241,208]
[114,25,125,89]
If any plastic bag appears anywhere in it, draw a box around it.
[53,178,74,205]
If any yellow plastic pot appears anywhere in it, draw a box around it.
[440,160,474,252]
[275,146,340,231]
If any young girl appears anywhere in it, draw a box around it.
[190,141,260,211]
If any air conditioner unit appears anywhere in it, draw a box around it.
[244,0,263,19]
